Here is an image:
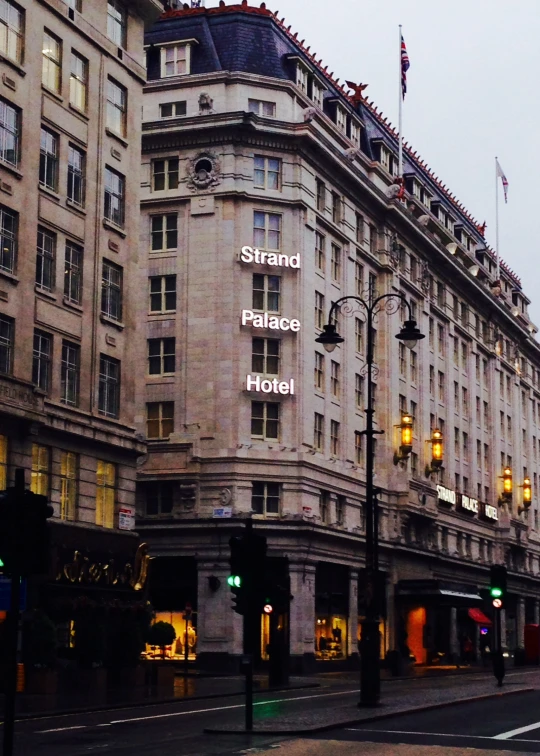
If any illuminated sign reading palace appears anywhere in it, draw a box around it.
[436,484,498,522]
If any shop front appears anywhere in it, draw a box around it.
[146,556,198,662]
[315,562,349,664]
[396,579,484,666]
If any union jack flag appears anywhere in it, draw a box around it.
[401,34,410,99]
[496,159,509,203]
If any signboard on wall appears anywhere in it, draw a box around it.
[118,505,136,531]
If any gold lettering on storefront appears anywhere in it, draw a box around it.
[57,543,150,591]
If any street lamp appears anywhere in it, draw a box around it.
[316,293,424,706]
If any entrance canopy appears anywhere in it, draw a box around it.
[396,579,482,607]
[468,608,492,626]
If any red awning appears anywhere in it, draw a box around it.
[468,608,492,626]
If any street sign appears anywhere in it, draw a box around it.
[213,507,232,518]
[0,578,26,611]
[118,505,136,531]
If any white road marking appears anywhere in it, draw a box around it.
[109,688,359,725]
[494,719,540,739]
[38,725,87,733]
[347,728,540,744]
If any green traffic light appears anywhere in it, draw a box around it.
[0,557,3,568]
[227,575,242,588]
[490,587,503,598]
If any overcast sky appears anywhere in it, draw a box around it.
[201,0,540,324]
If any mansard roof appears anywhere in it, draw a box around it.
[148,1,521,288]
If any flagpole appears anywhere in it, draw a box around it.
[398,24,403,177]
[495,156,500,281]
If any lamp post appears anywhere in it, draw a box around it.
[316,293,424,706]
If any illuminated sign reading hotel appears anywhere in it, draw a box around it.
[241,310,301,331]
[240,246,300,268]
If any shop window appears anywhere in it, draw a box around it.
[147,611,196,661]
[251,481,280,516]
[315,616,347,660]
[60,451,78,521]
[31,444,49,496]
[0,434,7,490]
[146,482,174,516]
[96,460,115,528]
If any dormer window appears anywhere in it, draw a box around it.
[296,63,309,93]
[347,117,361,147]
[160,39,198,78]
[380,145,398,176]
[335,104,347,133]
[312,79,325,107]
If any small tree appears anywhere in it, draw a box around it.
[147,621,176,659]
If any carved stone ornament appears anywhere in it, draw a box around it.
[198,92,214,115]
[186,152,221,192]
[219,487,232,506]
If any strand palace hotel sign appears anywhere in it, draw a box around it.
[240,246,299,395]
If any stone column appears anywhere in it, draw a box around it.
[348,569,359,663]
[517,597,526,649]
[196,560,243,672]
[500,609,507,649]
[289,561,316,674]
[534,599,540,625]
[449,607,459,660]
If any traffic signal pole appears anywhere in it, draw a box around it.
[3,469,24,756]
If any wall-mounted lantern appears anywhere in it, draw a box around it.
[425,428,444,477]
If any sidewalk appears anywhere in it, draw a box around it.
[206,669,540,735]
[0,662,508,719]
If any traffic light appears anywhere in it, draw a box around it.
[0,487,54,577]
[490,564,507,609]
[260,572,293,616]
[228,528,267,616]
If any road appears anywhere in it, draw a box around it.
[5,669,540,755]
[314,686,540,753]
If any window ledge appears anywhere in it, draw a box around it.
[105,128,128,148]
[0,161,22,180]
[103,218,126,238]
[68,103,89,121]
[100,313,124,331]
[63,297,83,312]
[38,184,60,202]
[35,286,57,301]
[66,198,86,215]
[41,85,63,103]
[0,53,25,77]
[0,269,18,285]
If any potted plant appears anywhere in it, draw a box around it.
[24,612,58,695]
[146,621,176,691]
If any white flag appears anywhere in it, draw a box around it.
[496,159,509,204]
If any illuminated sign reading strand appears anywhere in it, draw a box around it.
[240,246,300,269]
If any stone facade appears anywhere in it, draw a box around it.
[0,0,162,532]
[137,3,540,670]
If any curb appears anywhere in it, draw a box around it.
[204,686,535,736]
[9,682,320,722]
